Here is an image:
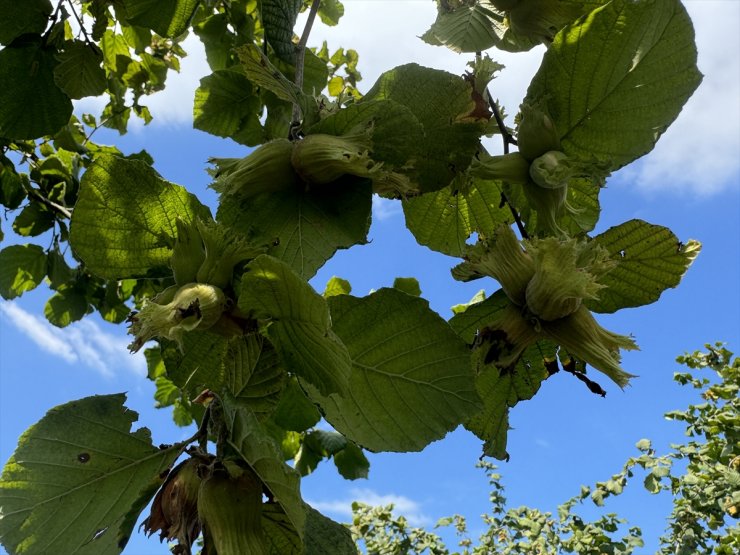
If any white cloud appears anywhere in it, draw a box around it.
[0,301,146,378]
[308,487,431,526]
[372,194,402,221]
[622,1,740,195]
[77,1,738,195]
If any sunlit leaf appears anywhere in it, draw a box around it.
[0,394,180,554]
[218,177,371,279]
[307,288,480,452]
[70,154,211,279]
[53,41,107,99]
[588,219,701,313]
[525,0,702,170]
[0,244,47,299]
[262,0,302,63]
[239,255,352,396]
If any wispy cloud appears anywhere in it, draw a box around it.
[0,301,145,378]
[372,195,403,221]
[621,1,740,196]
[308,488,431,527]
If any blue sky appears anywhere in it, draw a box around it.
[1,1,739,553]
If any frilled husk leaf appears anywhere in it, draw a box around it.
[522,179,569,236]
[291,132,380,185]
[172,218,207,286]
[524,236,614,321]
[142,458,202,554]
[372,169,419,198]
[516,100,561,161]
[542,306,638,388]
[195,219,265,288]
[209,139,300,198]
[127,283,227,352]
[529,150,573,189]
[470,152,530,185]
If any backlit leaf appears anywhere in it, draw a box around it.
[225,407,306,542]
[423,3,498,53]
[307,288,480,452]
[120,0,200,38]
[53,41,107,99]
[193,69,264,145]
[403,176,511,257]
[218,177,372,279]
[238,255,352,396]
[588,219,701,313]
[0,394,180,555]
[364,64,488,193]
[524,0,702,170]
[70,154,211,279]
[0,244,47,299]
[261,0,302,63]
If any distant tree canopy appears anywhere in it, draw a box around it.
[0,1,706,554]
[352,344,739,555]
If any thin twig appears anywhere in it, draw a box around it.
[486,90,528,238]
[291,0,321,124]
[65,0,92,44]
[25,188,73,219]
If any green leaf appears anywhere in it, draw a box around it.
[403,177,511,257]
[392,277,421,297]
[0,244,47,299]
[303,504,357,555]
[225,407,306,542]
[70,154,211,279]
[364,64,487,193]
[0,41,72,139]
[229,338,287,416]
[193,12,235,71]
[307,288,480,452]
[261,0,301,63]
[44,287,89,327]
[307,99,424,172]
[120,0,200,38]
[588,220,701,313]
[238,255,352,396]
[100,30,129,72]
[12,202,55,236]
[53,41,107,99]
[334,441,369,480]
[0,394,180,554]
[524,0,702,171]
[469,341,554,460]
[0,0,52,45]
[423,3,498,53]
[323,276,351,298]
[218,177,371,280]
[1,163,26,209]
[261,502,354,555]
[449,292,554,459]
[317,0,345,26]
[272,377,321,432]
[193,69,264,145]
[236,43,315,122]
[46,246,75,289]
[161,331,229,396]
